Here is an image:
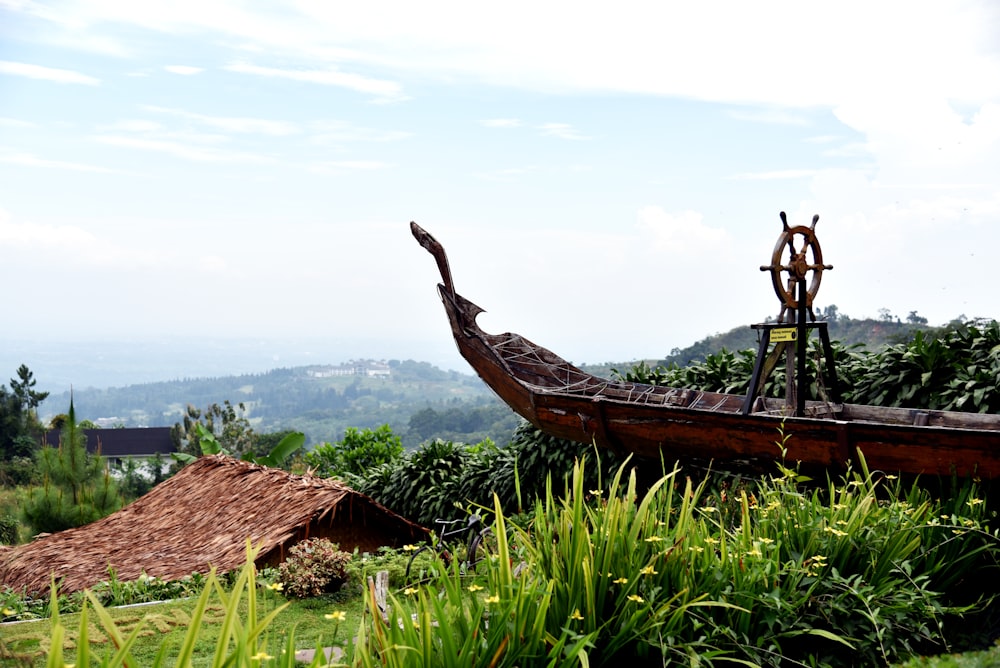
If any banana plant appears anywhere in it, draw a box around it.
[172,425,305,469]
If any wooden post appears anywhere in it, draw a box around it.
[367,570,390,623]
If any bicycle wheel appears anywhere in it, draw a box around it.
[404,545,434,585]
[468,527,497,573]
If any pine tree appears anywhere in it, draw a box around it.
[22,398,122,535]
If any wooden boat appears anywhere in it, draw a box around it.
[411,221,1000,479]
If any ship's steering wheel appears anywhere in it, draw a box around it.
[760,212,832,322]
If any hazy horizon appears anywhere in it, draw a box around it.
[1,299,974,396]
[0,335,471,395]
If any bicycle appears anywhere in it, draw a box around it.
[404,514,495,584]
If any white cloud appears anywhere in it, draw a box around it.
[804,135,842,144]
[309,120,411,143]
[635,207,730,254]
[0,60,99,85]
[0,149,116,173]
[475,166,539,182]
[728,109,810,126]
[0,213,95,247]
[224,61,405,101]
[537,123,589,140]
[0,117,38,128]
[198,255,229,273]
[164,65,203,75]
[94,135,272,163]
[728,170,818,181]
[480,118,521,128]
[142,105,300,136]
[0,212,163,268]
[307,160,390,173]
[103,119,164,133]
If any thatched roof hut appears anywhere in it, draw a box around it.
[0,455,427,595]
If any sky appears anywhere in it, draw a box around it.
[1,0,999,387]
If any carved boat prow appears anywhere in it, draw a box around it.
[411,221,1000,479]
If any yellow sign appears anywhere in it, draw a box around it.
[771,327,798,342]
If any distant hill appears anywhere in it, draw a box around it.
[33,311,962,450]
[655,315,934,369]
[40,359,521,450]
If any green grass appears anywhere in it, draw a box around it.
[0,583,365,666]
[893,642,1000,668]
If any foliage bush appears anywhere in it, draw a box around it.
[90,567,202,607]
[348,422,627,527]
[345,546,413,591]
[362,456,1000,667]
[278,538,352,598]
[617,318,1000,414]
[843,318,1000,412]
[0,455,40,487]
[0,514,18,544]
[305,424,404,481]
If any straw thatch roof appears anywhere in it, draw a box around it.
[0,455,427,595]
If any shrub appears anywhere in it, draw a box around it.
[345,546,412,591]
[278,538,352,598]
[0,515,18,545]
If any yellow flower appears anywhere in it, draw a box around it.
[746,547,762,558]
[627,594,644,603]
[403,544,420,552]
[758,537,774,544]
[404,587,418,596]
[590,489,602,496]
[2,607,15,616]
[824,526,847,537]
[639,565,657,576]
[968,498,984,506]
[703,536,719,545]
[570,609,584,621]
[644,535,663,543]
[325,611,347,622]
[613,577,629,585]
[486,594,500,604]
[250,652,272,661]
[689,545,704,553]
[266,582,283,592]
[467,584,484,592]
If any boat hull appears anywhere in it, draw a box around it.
[414,221,1000,479]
